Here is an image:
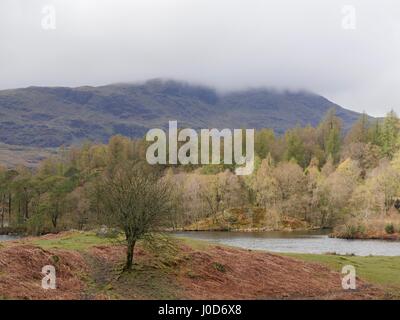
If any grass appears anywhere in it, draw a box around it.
[284,253,400,297]
[81,233,186,299]
[115,265,181,299]
[31,231,204,252]
[22,231,183,299]
[32,232,121,250]
[14,231,400,298]
[177,236,213,251]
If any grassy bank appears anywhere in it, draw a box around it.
[332,214,400,240]
[0,231,391,300]
[284,253,400,298]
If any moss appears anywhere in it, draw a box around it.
[32,232,121,251]
[186,270,201,279]
[51,255,60,264]
[178,237,212,251]
[212,262,226,273]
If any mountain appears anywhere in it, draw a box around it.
[0,79,361,148]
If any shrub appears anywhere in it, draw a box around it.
[385,223,395,234]
[357,224,366,235]
[95,225,120,238]
[212,262,226,273]
[26,212,48,236]
[342,224,365,239]
[344,225,358,238]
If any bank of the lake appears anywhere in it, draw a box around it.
[0,231,388,299]
[183,208,317,232]
[283,253,400,298]
[0,226,27,237]
[330,215,400,241]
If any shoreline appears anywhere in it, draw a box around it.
[0,226,27,237]
[4,226,400,242]
[0,231,388,299]
[330,231,400,241]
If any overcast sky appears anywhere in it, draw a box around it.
[0,0,399,116]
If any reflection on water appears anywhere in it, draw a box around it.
[173,230,400,256]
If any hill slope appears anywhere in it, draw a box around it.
[0,79,361,147]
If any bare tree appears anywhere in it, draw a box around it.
[96,162,172,270]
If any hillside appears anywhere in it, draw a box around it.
[0,79,361,148]
[0,143,57,168]
[0,232,384,299]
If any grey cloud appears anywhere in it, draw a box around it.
[0,0,399,116]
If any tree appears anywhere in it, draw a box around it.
[95,162,172,270]
[369,119,382,146]
[199,170,244,222]
[345,112,370,145]
[380,110,399,158]
[0,166,8,228]
[304,158,321,223]
[247,155,281,226]
[341,142,380,178]
[254,129,275,159]
[315,159,361,227]
[273,160,308,219]
[66,185,91,230]
[249,155,277,208]
[284,128,306,167]
[12,166,34,223]
[317,108,342,163]
[40,175,75,229]
[368,161,400,214]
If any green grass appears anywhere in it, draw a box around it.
[31,232,186,299]
[177,236,213,251]
[284,253,400,296]
[32,232,122,251]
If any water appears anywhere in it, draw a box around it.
[0,235,20,242]
[173,230,400,256]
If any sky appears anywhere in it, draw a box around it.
[0,0,399,116]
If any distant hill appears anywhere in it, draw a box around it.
[0,79,361,148]
[0,143,57,168]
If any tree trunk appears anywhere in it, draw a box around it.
[1,194,6,229]
[52,212,58,229]
[1,210,3,229]
[52,203,59,229]
[25,199,29,219]
[8,193,12,226]
[125,239,136,270]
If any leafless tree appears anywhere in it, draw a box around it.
[96,162,172,270]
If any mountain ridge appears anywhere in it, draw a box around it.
[0,79,362,148]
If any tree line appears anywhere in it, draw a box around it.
[1,108,400,263]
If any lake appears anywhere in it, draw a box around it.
[173,230,400,256]
[0,235,20,242]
